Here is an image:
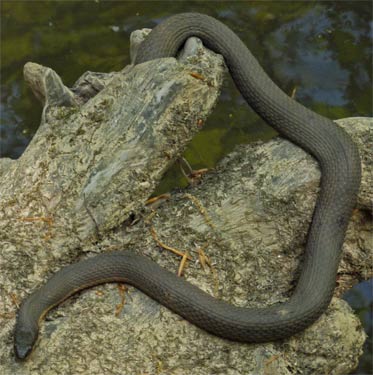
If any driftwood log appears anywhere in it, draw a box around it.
[0,30,372,375]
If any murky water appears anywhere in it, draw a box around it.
[1,1,372,373]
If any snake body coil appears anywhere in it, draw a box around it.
[15,13,361,360]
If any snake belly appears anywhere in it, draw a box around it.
[14,13,361,360]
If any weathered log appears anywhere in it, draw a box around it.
[0,29,371,375]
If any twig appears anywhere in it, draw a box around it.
[184,193,215,230]
[197,245,219,297]
[150,226,192,260]
[115,284,127,317]
[177,251,190,277]
[83,194,101,240]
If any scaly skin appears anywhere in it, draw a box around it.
[15,13,361,360]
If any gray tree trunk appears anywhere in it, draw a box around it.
[0,31,372,375]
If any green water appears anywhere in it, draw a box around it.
[1,1,372,374]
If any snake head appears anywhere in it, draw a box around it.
[14,326,38,360]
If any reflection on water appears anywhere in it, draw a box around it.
[344,280,373,375]
[1,1,372,373]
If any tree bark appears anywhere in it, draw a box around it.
[0,31,371,375]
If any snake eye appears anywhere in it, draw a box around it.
[14,327,37,360]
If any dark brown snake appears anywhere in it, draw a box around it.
[14,13,361,360]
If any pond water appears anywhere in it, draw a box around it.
[1,1,372,373]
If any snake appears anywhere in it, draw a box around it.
[14,13,361,360]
